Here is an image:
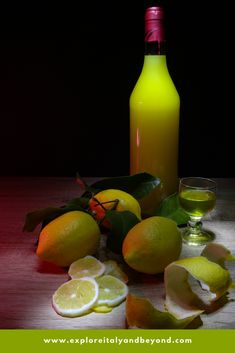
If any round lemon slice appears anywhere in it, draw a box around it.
[52,278,98,317]
[96,275,128,307]
[68,255,105,279]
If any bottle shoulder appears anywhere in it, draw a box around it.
[130,71,180,104]
[130,55,180,107]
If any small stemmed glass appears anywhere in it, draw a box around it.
[179,177,216,246]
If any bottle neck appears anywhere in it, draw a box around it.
[145,41,166,55]
[142,55,168,75]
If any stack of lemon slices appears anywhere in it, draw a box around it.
[52,256,128,317]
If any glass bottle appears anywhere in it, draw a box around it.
[130,6,180,214]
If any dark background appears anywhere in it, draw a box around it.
[0,1,233,177]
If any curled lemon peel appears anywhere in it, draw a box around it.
[201,243,235,269]
[164,256,232,319]
[126,294,202,329]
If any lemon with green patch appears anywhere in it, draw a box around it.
[37,211,100,267]
[122,216,182,274]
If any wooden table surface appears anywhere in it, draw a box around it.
[0,177,235,329]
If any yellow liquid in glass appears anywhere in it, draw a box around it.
[130,55,180,212]
[179,189,216,217]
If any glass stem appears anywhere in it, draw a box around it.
[188,217,202,236]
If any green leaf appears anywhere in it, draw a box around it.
[90,173,161,199]
[66,197,90,210]
[23,207,65,232]
[105,210,140,254]
[23,197,90,232]
[155,193,189,226]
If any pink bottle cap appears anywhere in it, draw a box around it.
[145,6,165,21]
[145,6,165,43]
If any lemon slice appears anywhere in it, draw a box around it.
[164,256,232,319]
[103,260,128,283]
[52,278,98,317]
[68,255,105,279]
[126,294,202,329]
[96,275,128,307]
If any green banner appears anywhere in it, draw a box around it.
[0,329,235,353]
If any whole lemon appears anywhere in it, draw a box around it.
[122,216,182,274]
[89,189,141,221]
[36,211,100,267]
